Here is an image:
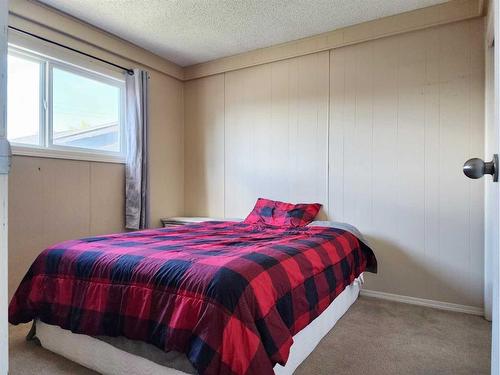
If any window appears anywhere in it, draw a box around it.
[7,46,125,162]
[7,53,42,146]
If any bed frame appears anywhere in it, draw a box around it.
[34,276,363,375]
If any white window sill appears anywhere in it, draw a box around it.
[11,145,125,164]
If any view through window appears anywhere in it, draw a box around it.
[7,47,125,158]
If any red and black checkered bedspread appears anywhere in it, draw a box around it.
[9,221,376,375]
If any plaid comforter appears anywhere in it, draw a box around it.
[9,221,377,375]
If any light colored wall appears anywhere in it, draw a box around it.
[8,157,125,297]
[149,73,185,224]
[7,2,185,298]
[184,75,225,217]
[330,19,484,307]
[184,18,485,308]
[224,52,330,218]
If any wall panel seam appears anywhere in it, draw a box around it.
[223,72,226,218]
[327,51,331,215]
[88,162,92,235]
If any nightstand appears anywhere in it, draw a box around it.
[160,217,242,227]
[160,217,212,227]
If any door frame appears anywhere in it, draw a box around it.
[0,0,8,374]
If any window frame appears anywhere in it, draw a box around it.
[7,44,126,164]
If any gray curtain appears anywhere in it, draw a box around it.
[125,69,150,230]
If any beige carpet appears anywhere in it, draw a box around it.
[9,296,491,375]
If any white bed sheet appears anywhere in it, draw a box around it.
[36,276,362,375]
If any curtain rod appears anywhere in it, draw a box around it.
[8,25,135,75]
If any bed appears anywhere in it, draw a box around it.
[9,219,376,375]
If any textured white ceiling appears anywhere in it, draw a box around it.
[38,0,450,67]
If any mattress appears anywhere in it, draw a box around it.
[10,220,376,374]
[35,276,363,375]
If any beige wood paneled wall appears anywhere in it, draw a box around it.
[224,52,330,218]
[184,75,225,217]
[184,18,485,308]
[329,19,484,307]
[8,157,125,298]
[149,73,185,225]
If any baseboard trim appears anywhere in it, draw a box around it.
[360,289,484,316]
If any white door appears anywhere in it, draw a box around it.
[468,1,498,373]
[484,0,500,373]
[492,1,500,373]
[0,0,9,374]
[493,0,500,372]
